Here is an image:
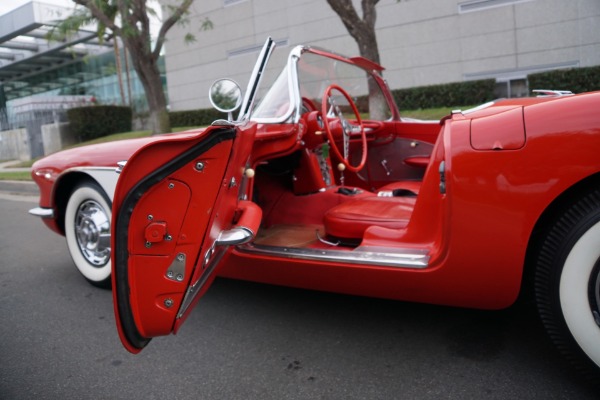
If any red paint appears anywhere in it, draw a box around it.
[28,45,600,353]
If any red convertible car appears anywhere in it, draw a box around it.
[30,38,600,379]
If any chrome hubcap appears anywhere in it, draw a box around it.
[75,200,110,266]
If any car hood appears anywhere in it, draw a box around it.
[32,128,206,174]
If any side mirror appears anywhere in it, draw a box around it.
[209,79,242,121]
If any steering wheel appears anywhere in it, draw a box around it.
[321,84,367,173]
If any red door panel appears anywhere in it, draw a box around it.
[112,124,260,353]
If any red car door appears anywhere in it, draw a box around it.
[111,123,260,353]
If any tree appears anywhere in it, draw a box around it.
[54,0,197,134]
[326,0,387,118]
[325,0,381,64]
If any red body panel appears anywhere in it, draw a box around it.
[217,92,600,310]
[28,42,600,346]
[31,92,600,313]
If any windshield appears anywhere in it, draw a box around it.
[252,48,393,122]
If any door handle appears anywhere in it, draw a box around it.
[216,200,262,246]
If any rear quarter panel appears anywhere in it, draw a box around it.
[441,93,600,307]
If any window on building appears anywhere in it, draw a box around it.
[458,0,534,13]
[223,0,248,6]
[495,78,529,98]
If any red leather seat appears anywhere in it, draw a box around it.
[323,195,415,239]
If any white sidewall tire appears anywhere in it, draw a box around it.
[64,184,112,285]
[560,220,600,368]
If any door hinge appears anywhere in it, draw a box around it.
[165,253,186,282]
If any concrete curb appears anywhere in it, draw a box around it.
[0,160,35,196]
[0,180,38,196]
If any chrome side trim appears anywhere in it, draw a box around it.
[236,244,430,269]
[28,207,54,218]
[55,166,121,201]
[115,161,127,174]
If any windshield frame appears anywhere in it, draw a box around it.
[250,45,399,124]
[237,37,276,122]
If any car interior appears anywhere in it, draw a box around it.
[249,96,441,252]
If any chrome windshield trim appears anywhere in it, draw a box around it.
[28,206,54,218]
[236,243,430,269]
[289,48,303,123]
[250,46,303,124]
[238,37,276,121]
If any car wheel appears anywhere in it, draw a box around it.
[534,189,600,379]
[65,182,112,289]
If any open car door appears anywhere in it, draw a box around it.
[111,123,261,353]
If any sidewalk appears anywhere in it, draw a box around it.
[0,160,32,172]
[0,160,37,196]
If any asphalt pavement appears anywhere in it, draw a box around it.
[1,160,599,399]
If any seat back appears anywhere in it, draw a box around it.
[324,122,447,241]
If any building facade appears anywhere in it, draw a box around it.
[0,1,165,158]
[163,0,600,111]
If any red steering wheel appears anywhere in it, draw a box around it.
[321,84,367,173]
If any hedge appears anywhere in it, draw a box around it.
[528,65,600,94]
[392,79,497,110]
[67,105,132,141]
[169,108,226,127]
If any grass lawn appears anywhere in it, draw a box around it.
[401,106,474,120]
[0,171,32,181]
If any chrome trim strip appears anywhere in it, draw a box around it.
[28,206,54,218]
[238,37,276,121]
[461,101,496,114]
[56,166,121,201]
[115,161,127,174]
[250,46,303,124]
[64,166,121,173]
[236,243,430,269]
[177,245,227,319]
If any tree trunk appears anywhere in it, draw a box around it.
[326,0,386,119]
[126,40,170,134]
[124,47,132,106]
[69,0,199,135]
[113,38,126,105]
[326,0,381,64]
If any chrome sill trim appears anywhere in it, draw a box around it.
[28,207,54,218]
[236,244,429,269]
